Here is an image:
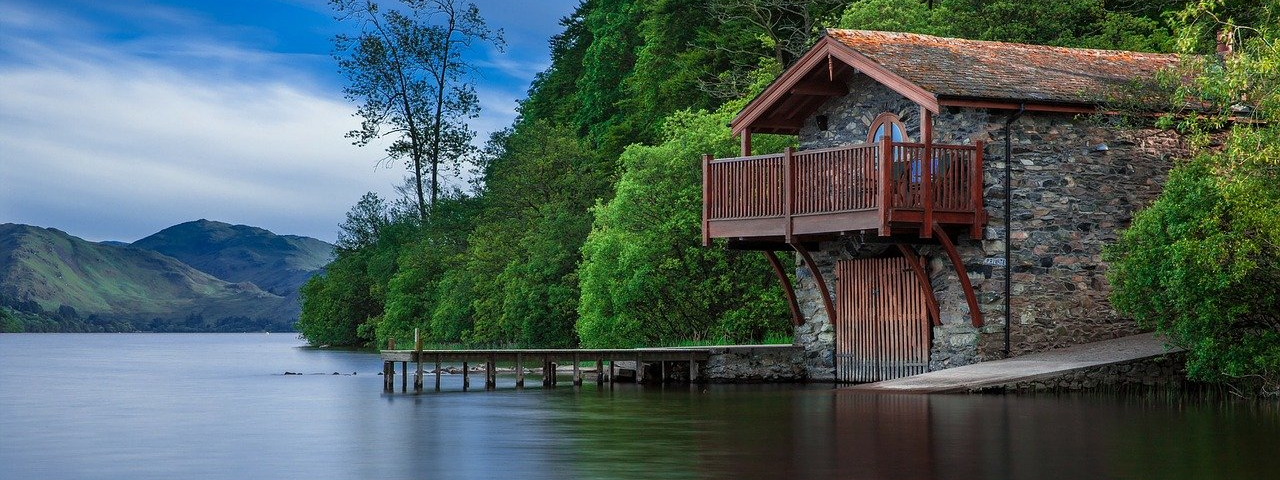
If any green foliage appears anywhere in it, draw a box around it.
[838,0,1176,51]
[1108,128,1280,394]
[1108,0,1280,395]
[576,102,793,347]
[297,193,425,346]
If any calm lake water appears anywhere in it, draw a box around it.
[2,333,1278,479]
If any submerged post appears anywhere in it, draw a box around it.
[573,353,582,387]
[414,328,423,393]
[516,353,524,389]
[486,355,496,390]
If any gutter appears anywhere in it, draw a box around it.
[1003,104,1025,359]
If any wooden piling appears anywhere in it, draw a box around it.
[462,361,469,391]
[596,358,604,386]
[542,358,551,387]
[573,354,582,387]
[635,355,643,384]
[383,361,393,393]
[516,353,524,389]
[609,360,615,385]
[434,353,441,391]
[414,328,423,393]
[401,361,407,392]
[485,355,496,390]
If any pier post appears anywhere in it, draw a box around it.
[660,361,666,384]
[383,361,393,393]
[414,328,423,393]
[573,354,582,387]
[516,353,524,389]
[434,354,441,391]
[609,360,615,385]
[463,361,469,391]
[689,356,700,383]
[596,358,604,386]
[635,355,644,384]
[486,355,496,390]
[542,358,551,387]
[401,361,407,392]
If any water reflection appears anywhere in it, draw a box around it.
[3,335,1278,480]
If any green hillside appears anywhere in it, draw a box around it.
[0,223,292,332]
[132,219,333,296]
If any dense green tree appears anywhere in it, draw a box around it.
[577,100,793,347]
[463,121,611,347]
[1107,0,1280,394]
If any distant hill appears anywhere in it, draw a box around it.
[132,219,333,297]
[0,221,332,333]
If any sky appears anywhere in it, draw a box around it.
[0,0,577,243]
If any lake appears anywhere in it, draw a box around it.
[1,333,1277,479]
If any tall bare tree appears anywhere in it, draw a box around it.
[333,0,503,220]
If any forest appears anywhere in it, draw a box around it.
[297,0,1279,389]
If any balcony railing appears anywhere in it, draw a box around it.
[701,137,985,244]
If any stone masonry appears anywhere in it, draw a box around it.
[789,73,1187,381]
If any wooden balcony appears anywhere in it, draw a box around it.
[701,137,986,246]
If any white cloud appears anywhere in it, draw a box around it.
[0,35,407,243]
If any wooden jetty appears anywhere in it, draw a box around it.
[380,329,712,393]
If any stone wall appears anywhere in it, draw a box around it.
[788,71,1186,379]
[701,345,806,382]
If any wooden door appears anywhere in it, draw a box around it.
[835,256,931,382]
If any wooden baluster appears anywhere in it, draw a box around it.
[784,148,793,243]
[878,136,893,236]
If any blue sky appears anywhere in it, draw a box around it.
[0,0,576,243]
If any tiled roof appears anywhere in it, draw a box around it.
[826,29,1181,105]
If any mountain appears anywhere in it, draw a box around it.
[132,219,333,297]
[0,223,291,331]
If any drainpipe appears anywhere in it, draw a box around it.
[1003,104,1025,359]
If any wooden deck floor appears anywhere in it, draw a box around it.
[848,332,1180,393]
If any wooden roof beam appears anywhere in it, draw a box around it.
[789,84,847,96]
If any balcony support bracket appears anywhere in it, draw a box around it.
[896,243,941,326]
[932,223,984,327]
[764,250,804,326]
[791,242,836,326]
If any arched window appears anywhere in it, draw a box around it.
[867,112,906,144]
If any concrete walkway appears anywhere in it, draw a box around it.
[848,332,1179,393]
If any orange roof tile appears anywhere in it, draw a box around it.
[826,29,1181,105]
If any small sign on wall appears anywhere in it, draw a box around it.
[983,257,1007,267]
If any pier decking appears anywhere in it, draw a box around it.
[379,346,713,393]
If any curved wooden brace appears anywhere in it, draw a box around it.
[763,251,804,326]
[895,243,941,327]
[932,223,984,327]
[791,243,837,325]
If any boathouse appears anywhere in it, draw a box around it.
[702,30,1189,382]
